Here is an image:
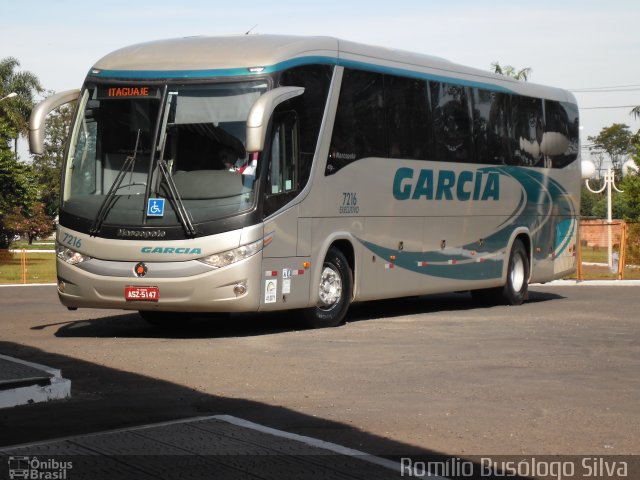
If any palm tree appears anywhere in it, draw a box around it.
[631,106,640,120]
[491,62,532,81]
[0,57,43,156]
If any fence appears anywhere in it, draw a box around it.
[577,221,639,280]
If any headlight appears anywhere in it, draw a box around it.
[198,238,263,268]
[56,244,92,265]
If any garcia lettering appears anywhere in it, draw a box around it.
[393,168,500,201]
[141,247,202,255]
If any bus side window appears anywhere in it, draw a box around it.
[430,81,473,163]
[386,76,432,160]
[327,69,386,175]
[264,111,300,217]
[511,96,544,167]
[472,89,511,165]
[542,100,578,168]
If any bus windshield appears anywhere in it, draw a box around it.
[62,80,268,233]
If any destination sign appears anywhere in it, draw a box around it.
[97,86,158,99]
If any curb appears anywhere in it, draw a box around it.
[0,355,71,409]
[535,279,640,286]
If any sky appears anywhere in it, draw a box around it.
[2,0,640,160]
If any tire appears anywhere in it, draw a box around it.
[302,247,353,328]
[471,239,529,306]
[502,239,529,305]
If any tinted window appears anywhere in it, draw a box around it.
[543,100,579,168]
[430,82,472,163]
[328,69,386,175]
[279,65,333,186]
[263,111,300,217]
[472,89,511,165]
[386,76,432,160]
[511,96,544,166]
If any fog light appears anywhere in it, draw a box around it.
[233,283,247,297]
[58,280,65,292]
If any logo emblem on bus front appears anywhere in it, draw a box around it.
[134,262,148,278]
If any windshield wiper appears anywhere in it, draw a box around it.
[156,159,196,237]
[149,90,197,238]
[89,130,142,236]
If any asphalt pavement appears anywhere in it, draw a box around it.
[0,283,638,479]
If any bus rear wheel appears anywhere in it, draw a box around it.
[471,239,529,306]
[503,239,529,305]
[303,247,352,328]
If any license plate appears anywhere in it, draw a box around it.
[125,286,159,301]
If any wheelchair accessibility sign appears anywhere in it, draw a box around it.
[147,198,165,217]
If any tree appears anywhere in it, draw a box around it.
[631,106,640,121]
[0,57,43,157]
[491,62,532,81]
[618,145,640,222]
[5,203,54,244]
[580,184,600,217]
[0,132,38,248]
[587,123,635,176]
[590,144,640,222]
[31,103,72,218]
[588,150,607,179]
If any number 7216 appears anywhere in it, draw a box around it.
[62,232,82,249]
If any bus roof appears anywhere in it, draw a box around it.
[91,35,574,103]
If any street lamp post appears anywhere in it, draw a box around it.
[585,165,623,269]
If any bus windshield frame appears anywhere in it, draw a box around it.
[60,78,270,239]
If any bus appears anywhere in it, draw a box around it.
[29,35,580,328]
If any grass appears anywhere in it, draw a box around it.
[0,251,57,284]
[565,263,640,280]
[580,247,609,264]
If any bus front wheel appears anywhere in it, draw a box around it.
[303,247,352,328]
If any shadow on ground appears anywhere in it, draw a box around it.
[0,340,538,480]
[36,290,565,341]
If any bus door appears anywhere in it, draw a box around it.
[260,110,312,310]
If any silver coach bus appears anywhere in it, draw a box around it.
[30,35,580,328]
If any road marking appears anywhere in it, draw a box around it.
[0,283,56,288]
[2,414,450,479]
[213,414,404,474]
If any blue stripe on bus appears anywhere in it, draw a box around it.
[358,165,576,281]
[91,56,515,93]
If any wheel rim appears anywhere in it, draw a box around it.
[511,254,525,292]
[317,266,343,310]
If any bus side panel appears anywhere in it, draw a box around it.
[258,256,311,312]
[359,217,426,300]
[261,205,312,311]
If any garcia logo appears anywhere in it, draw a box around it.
[141,246,202,254]
[393,168,500,201]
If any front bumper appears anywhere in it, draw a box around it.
[56,254,262,312]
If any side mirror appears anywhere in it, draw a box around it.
[245,86,304,153]
[29,89,80,155]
